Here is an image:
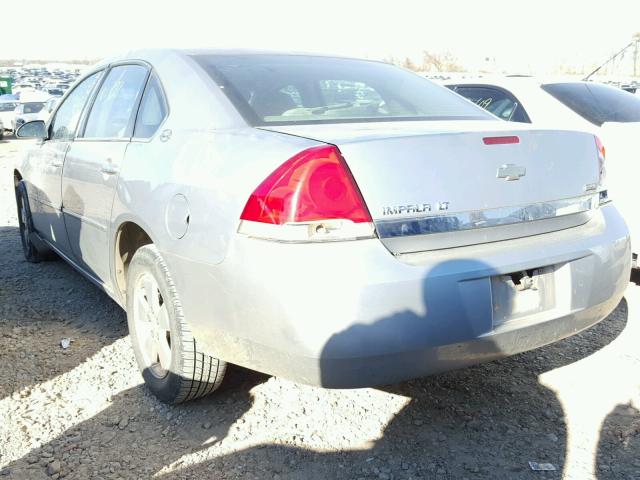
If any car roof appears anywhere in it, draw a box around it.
[444,76,615,89]
[92,48,387,69]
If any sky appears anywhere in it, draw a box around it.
[4,0,640,75]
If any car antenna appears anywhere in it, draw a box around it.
[583,40,636,81]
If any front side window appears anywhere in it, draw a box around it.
[133,73,168,139]
[541,82,640,126]
[84,65,148,139]
[51,71,101,141]
[450,86,530,123]
[192,54,492,126]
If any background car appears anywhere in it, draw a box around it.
[37,97,59,122]
[0,100,17,132]
[12,101,46,132]
[446,78,640,271]
[44,87,64,97]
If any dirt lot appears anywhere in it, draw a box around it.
[0,135,639,480]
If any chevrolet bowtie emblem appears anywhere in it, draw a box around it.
[497,164,526,181]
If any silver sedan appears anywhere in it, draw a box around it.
[13,49,630,403]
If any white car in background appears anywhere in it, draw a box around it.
[0,101,17,132]
[37,97,58,122]
[12,101,47,132]
[12,83,37,94]
[12,90,51,132]
[446,78,640,273]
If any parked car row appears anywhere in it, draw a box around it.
[1,65,81,96]
[12,50,632,405]
[0,65,81,135]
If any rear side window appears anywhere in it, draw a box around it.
[51,71,101,141]
[0,102,17,112]
[450,86,530,123]
[23,102,44,114]
[541,82,640,126]
[84,65,148,139]
[133,73,168,139]
[192,54,492,126]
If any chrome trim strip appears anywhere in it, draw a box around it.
[376,194,598,239]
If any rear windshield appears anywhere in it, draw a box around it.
[23,102,44,114]
[191,54,492,126]
[541,82,640,126]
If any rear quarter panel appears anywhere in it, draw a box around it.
[110,51,320,303]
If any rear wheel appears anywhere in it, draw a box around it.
[126,244,227,404]
[15,181,50,263]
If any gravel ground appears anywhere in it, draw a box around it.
[0,136,639,480]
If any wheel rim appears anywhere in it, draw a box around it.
[132,272,172,378]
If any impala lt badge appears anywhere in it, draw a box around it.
[382,202,449,216]
[497,164,526,181]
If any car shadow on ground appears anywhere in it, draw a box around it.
[3,300,626,480]
[0,226,127,400]
[157,301,629,480]
[1,249,630,479]
[596,402,640,478]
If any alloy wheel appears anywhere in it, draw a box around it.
[132,272,172,378]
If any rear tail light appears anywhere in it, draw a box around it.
[595,135,606,184]
[238,145,375,242]
[482,135,520,145]
[594,135,609,205]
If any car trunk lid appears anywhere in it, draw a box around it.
[261,121,600,254]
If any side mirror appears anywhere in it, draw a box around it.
[16,120,47,140]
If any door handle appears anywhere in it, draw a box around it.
[51,161,63,168]
[100,159,118,175]
[100,165,119,175]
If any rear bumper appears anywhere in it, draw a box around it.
[166,204,630,388]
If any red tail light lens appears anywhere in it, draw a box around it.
[595,135,606,160]
[482,135,520,145]
[595,135,606,185]
[240,145,372,225]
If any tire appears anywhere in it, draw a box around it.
[126,244,226,404]
[15,181,49,263]
[631,254,640,285]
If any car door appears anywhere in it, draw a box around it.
[28,71,102,256]
[61,63,149,286]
